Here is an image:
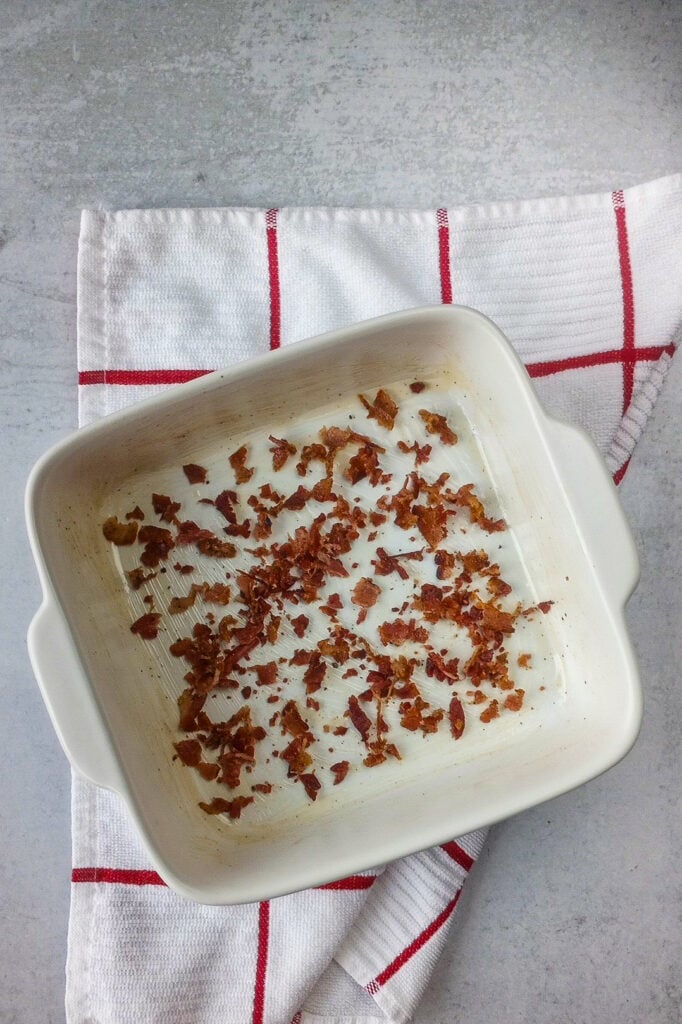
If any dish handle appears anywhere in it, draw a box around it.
[27,600,124,792]
[544,418,640,607]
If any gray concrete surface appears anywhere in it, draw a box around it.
[1,1,680,1022]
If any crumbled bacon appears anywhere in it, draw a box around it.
[480,699,500,723]
[397,440,432,465]
[126,567,156,590]
[449,696,465,739]
[331,761,350,785]
[199,796,254,818]
[414,504,448,549]
[419,409,457,445]
[130,612,161,639]
[359,389,399,430]
[152,493,181,522]
[351,578,381,610]
[345,444,383,486]
[250,661,278,686]
[105,381,555,823]
[183,463,208,484]
[447,484,506,533]
[291,614,309,638]
[174,739,202,766]
[504,689,525,712]
[269,435,296,471]
[378,618,429,646]
[103,516,138,546]
[229,445,255,484]
[347,695,372,744]
[297,443,327,476]
[434,550,456,579]
[196,536,238,558]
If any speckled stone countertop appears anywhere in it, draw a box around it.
[1,2,680,1022]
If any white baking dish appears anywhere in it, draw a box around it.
[26,305,641,904]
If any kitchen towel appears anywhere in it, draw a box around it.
[70,173,681,1024]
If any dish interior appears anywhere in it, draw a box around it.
[30,309,638,900]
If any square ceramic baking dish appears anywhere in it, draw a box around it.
[26,305,641,904]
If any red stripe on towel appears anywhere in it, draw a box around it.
[437,209,453,304]
[266,208,282,350]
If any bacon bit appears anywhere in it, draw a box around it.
[378,618,429,647]
[369,511,388,527]
[538,601,554,614]
[468,690,488,705]
[297,443,327,476]
[130,612,161,639]
[281,736,313,775]
[267,616,281,643]
[224,520,251,538]
[397,440,432,465]
[448,484,506,533]
[269,435,296,471]
[300,773,321,801]
[196,537,238,558]
[449,696,465,739]
[125,506,145,521]
[505,689,525,712]
[311,477,336,502]
[283,485,310,510]
[333,726,349,736]
[347,695,372,744]
[419,409,458,445]
[197,761,220,781]
[487,576,512,597]
[426,651,460,682]
[518,653,532,669]
[291,614,309,638]
[318,636,351,664]
[169,586,200,614]
[434,550,456,579]
[371,546,408,580]
[252,782,273,794]
[460,549,490,574]
[326,593,343,610]
[249,661,278,686]
[480,699,500,723]
[183,463,208,484]
[410,381,427,393]
[202,583,231,605]
[280,700,313,741]
[345,444,382,486]
[152,493,182,522]
[103,516,138,546]
[126,567,157,590]
[331,761,350,785]
[359,388,399,430]
[479,603,516,635]
[306,697,321,712]
[229,445,255,485]
[214,489,238,524]
[351,577,381,610]
[303,653,327,693]
[414,504,448,549]
[174,739,202,766]
[384,474,419,530]
[199,796,254,818]
[176,689,206,731]
[173,563,195,575]
[171,521,209,548]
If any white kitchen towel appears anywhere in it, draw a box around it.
[69,174,681,1024]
